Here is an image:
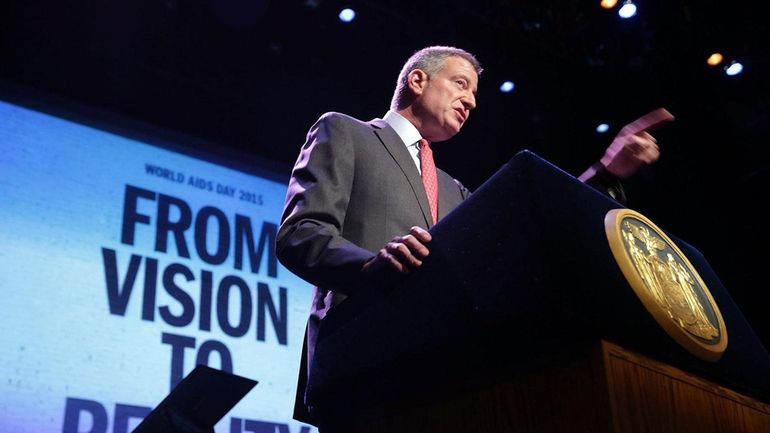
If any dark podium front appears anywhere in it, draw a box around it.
[307,150,770,432]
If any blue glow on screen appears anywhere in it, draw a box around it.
[0,99,315,433]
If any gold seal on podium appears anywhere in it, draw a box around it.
[605,208,728,361]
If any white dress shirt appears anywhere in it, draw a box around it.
[383,110,424,174]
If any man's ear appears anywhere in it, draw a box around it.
[407,69,429,95]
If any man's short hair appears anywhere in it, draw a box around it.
[390,46,483,111]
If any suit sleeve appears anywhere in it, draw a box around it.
[453,178,472,199]
[582,162,627,204]
[276,113,376,295]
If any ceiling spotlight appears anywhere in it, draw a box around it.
[499,81,515,93]
[618,0,637,18]
[724,61,744,76]
[339,8,356,23]
[596,123,610,133]
[706,53,724,67]
[600,0,618,9]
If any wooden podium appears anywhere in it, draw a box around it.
[355,339,770,433]
[305,151,770,432]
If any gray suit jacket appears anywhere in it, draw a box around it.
[276,112,470,425]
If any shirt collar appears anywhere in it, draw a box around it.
[383,110,422,147]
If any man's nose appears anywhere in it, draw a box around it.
[463,92,476,110]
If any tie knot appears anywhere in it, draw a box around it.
[418,138,430,149]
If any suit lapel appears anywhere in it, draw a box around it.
[370,119,433,227]
[437,170,463,221]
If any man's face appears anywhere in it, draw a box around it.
[413,56,478,142]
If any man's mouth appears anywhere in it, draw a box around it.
[454,108,466,123]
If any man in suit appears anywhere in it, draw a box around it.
[276,45,669,431]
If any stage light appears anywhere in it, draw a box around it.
[499,81,515,93]
[339,8,356,23]
[724,61,744,76]
[600,0,618,9]
[596,123,610,133]
[618,0,637,18]
[706,53,724,66]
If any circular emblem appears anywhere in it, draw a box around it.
[605,209,727,361]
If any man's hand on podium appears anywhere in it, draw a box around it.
[362,226,432,276]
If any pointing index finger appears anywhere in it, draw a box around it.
[620,107,675,136]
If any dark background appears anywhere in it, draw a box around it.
[2,1,768,348]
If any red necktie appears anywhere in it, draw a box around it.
[419,138,439,224]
